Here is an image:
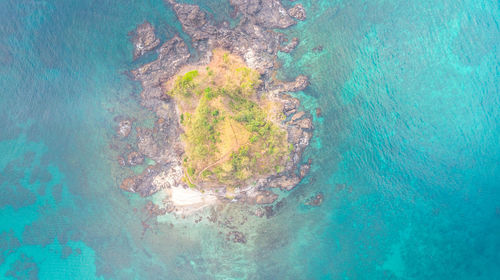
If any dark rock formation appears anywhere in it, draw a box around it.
[127,151,144,166]
[230,0,296,29]
[280,37,299,53]
[5,253,39,280]
[281,94,301,116]
[288,4,306,21]
[119,165,163,197]
[131,35,191,110]
[131,21,160,60]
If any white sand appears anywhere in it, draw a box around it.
[168,186,217,207]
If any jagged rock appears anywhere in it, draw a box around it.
[281,94,300,116]
[288,4,306,21]
[269,175,301,191]
[280,37,299,53]
[127,151,144,166]
[299,159,312,178]
[117,119,132,138]
[230,0,296,29]
[167,1,215,41]
[119,165,163,197]
[131,35,191,110]
[291,111,305,122]
[131,21,160,60]
[294,117,313,130]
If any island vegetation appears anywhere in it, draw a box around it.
[164,49,290,189]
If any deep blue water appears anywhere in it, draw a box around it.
[1,0,499,279]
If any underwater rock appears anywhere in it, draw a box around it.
[306,192,324,206]
[226,231,247,243]
[127,151,144,166]
[117,119,132,138]
[312,45,324,52]
[316,107,322,117]
[280,37,300,53]
[117,156,126,166]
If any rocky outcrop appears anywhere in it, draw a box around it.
[127,151,144,166]
[278,75,310,92]
[288,4,306,21]
[168,0,290,74]
[268,175,301,191]
[131,21,160,60]
[119,165,163,197]
[131,35,190,110]
[230,0,296,29]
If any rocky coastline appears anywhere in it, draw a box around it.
[118,0,313,217]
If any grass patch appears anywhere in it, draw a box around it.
[164,49,289,188]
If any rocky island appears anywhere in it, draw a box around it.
[118,0,313,217]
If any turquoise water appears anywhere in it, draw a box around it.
[1,0,499,279]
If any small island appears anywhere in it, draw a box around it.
[167,50,290,192]
[117,0,313,217]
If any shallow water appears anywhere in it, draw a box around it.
[1,0,499,279]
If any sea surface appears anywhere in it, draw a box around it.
[1,0,499,279]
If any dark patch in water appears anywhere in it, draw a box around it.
[0,183,37,210]
[0,230,21,266]
[61,245,72,259]
[5,253,39,280]
[52,183,63,204]
[29,166,53,185]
